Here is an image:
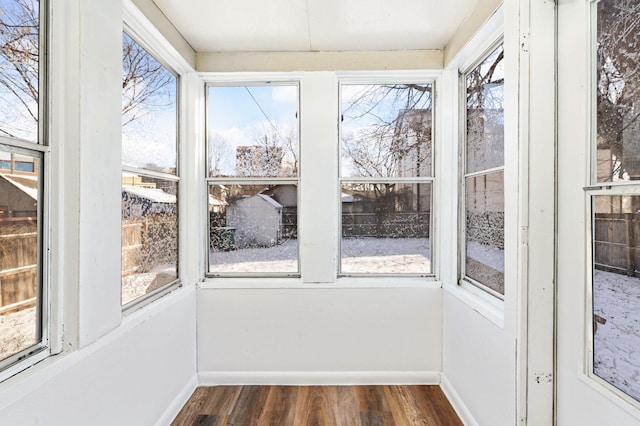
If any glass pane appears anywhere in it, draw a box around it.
[341,84,433,178]
[122,32,177,174]
[340,182,431,274]
[209,184,298,275]
[0,0,40,142]
[0,149,41,362]
[466,44,504,174]
[592,194,640,402]
[465,171,504,294]
[208,85,298,178]
[122,174,178,305]
[596,1,640,183]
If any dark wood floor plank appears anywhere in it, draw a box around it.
[201,386,243,420]
[227,385,271,425]
[328,386,362,426]
[293,385,338,426]
[171,385,462,426]
[355,385,395,426]
[257,385,299,426]
[170,388,210,426]
[384,385,439,425]
[422,386,464,426]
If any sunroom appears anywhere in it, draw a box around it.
[0,0,639,424]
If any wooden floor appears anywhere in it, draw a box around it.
[171,385,462,426]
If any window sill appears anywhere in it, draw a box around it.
[444,280,505,328]
[199,276,441,290]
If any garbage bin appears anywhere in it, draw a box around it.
[212,226,236,251]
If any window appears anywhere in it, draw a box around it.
[206,84,299,276]
[0,0,48,371]
[121,31,179,307]
[460,43,505,297]
[588,0,640,404]
[339,83,434,275]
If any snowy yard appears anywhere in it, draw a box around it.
[210,237,431,274]
[121,263,177,305]
[0,307,37,361]
[593,269,640,402]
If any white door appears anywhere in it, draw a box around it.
[557,0,640,423]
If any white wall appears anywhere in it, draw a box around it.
[198,70,444,385]
[0,290,196,426]
[198,287,442,384]
[0,0,198,424]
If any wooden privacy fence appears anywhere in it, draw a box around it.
[122,214,177,276]
[594,213,640,277]
[0,218,38,313]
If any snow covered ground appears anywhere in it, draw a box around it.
[593,269,640,402]
[466,241,504,272]
[0,307,36,361]
[209,237,431,274]
[121,264,177,305]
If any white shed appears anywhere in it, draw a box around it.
[226,194,283,248]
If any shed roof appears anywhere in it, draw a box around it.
[0,174,38,201]
[122,185,176,203]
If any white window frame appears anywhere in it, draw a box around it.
[200,71,442,287]
[337,77,437,278]
[120,11,187,312]
[0,0,51,380]
[204,79,302,278]
[458,38,506,300]
[583,0,640,411]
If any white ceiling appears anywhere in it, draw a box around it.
[152,0,479,53]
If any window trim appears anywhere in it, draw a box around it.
[458,39,506,300]
[204,80,302,278]
[582,0,640,411]
[0,0,51,380]
[120,28,182,312]
[337,79,437,278]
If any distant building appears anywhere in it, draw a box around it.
[392,109,432,213]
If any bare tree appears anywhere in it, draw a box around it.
[0,1,173,139]
[341,84,433,202]
[597,0,640,181]
[208,132,231,177]
[0,0,39,139]
[122,32,174,128]
[342,84,432,175]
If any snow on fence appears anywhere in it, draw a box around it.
[594,213,640,277]
[122,213,177,276]
[0,218,37,314]
[342,212,429,238]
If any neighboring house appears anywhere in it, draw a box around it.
[227,194,283,247]
[341,192,374,214]
[122,185,176,219]
[262,185,297,238]
[0,174,38,217]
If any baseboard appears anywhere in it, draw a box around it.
[440,374,478,426]
[156,374,198,426]
[198,371,441,386]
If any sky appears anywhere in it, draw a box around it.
[207,85,298,176]
[121,32,178,171]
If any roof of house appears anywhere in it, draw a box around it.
[0,173,38,201]
[255,193,283,208]
[122,185,176,203]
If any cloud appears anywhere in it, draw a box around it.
[272,86,298,104]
